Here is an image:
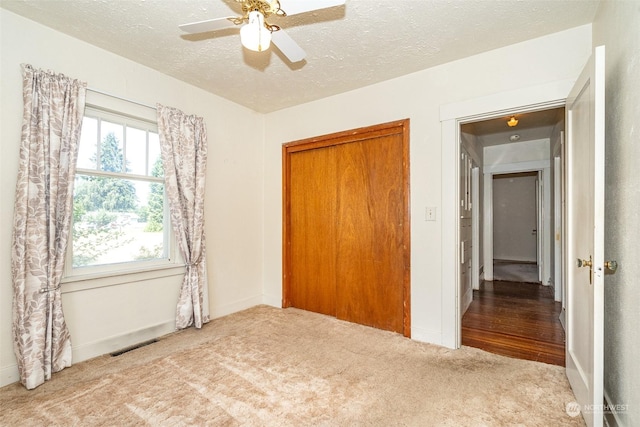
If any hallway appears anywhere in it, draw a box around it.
[461,280,565,366]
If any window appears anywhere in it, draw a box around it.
[65,107,177,278]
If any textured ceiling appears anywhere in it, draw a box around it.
[1,0,600,113]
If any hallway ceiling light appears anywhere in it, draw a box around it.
[510,134,520,142]
[507,116,519,127]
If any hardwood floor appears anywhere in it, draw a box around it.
[462,280,565,366]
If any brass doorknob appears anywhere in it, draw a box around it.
[605,260,618,272]
[577,256,594,285]
[577,258,592,268]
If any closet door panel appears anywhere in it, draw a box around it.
[288,147,337,316]
[335,134,404,333]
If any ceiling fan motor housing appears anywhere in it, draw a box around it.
[239,0,285,20]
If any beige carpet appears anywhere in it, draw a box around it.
[0,305,584,426]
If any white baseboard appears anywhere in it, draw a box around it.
[462,287,473,315]
[0,363,19,388]
[262,293,283,308]
[210,295,264,319]
[0,320,176,389]
[0,295,266,389]
[475,271,485,290]
[493,257,537,263]
[72,320,176,364]
[411,326,444,347]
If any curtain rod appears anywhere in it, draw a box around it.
[86,87,156,111]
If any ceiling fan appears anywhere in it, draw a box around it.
[179,0,346,63]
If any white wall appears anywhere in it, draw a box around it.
[0,9,264,386]
[263,25,592,345]
[492,174,538,262]
[460,131,483,166]
[593,2,640,425]
[484,138,550,167]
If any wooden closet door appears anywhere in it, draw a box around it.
[283,120,410,336]
[335,135,405,333]
[287,146,337,316]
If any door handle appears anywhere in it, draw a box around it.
[577,256,593,285]
[576,258,592,268]
[532,229,537,235]
[605,260,618,272]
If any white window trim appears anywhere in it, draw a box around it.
[63,104,182,284]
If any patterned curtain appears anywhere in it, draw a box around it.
[11,65,86,389]
[156,104,210,329]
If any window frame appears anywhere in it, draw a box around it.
[63,105,181,283]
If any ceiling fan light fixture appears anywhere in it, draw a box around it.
[240,10,271,52]
[507,116,519,127]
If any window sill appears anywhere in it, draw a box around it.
[61,264,185,294]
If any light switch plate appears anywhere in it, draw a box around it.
[425,206,436,221]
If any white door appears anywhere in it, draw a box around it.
[565,45,605,427]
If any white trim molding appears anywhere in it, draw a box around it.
[440,80,572,349]
[440,79,575,121]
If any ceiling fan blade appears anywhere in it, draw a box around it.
[278,0,345,16]
[179,17,237,34]
[271,29,306,63]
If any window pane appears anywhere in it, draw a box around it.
[100,121,125,173]
[78,117,98,169]
[126,127,147,175]
[72,175,165,268]
[148,132,162,177]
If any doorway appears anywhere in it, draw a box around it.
[440,80,573,349]
[458,107,566,364]
[492,171,540,283]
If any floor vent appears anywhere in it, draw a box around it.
[110,339,158,357]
